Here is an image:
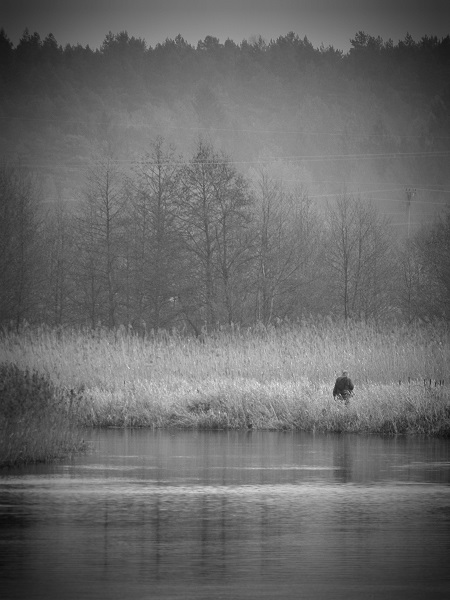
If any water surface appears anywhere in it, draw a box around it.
[1,430,450,599]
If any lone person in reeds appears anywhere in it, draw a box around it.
[333,371,354,405]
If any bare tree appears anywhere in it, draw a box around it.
[252,169,277,324]
[326,194,396,322]
[129,137,182,331]
[74,153,127,328]
[41,191,76,326]
[250,170,323,324]
[177,140,252,330]
[420,212,450,319]
[401,212,450,321]
[0,162,43,329]
[397,239,431,322]
[212,156,253,325]
[277,185,326,321]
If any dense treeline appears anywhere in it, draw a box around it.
[1,28,450,177]
[1,28,449,332]
[1,29,449,107]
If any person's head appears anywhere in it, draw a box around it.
[342,370,348,377]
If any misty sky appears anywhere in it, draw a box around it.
[1,0,449,51]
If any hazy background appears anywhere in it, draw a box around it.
[1,0,449,329]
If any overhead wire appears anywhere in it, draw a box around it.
[2,113,450,137]
[3,116,449,211]
[5,149,450,170]
[387,220,439,227]
[2,113,450,141]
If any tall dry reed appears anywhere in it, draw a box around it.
[1,321,449,436]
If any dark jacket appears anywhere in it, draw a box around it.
[333,376,354,398]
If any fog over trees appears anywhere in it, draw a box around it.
[1,28,449,332]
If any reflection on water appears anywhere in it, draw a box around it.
[1,430,450,599]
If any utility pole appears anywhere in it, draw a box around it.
[405,187,416,239]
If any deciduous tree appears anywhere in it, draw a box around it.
[177,140,252,330]
[74,152,127,328]
[129,137,182,331]
[0,163,43,328]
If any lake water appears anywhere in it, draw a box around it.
[1,429,450,599]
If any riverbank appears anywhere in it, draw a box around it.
[0,362,87,468]
[1,321,449,466]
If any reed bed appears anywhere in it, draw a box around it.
[0,362,87,468]
[1,321,449,457]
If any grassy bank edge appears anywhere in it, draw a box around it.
[0,363,89,469]
[1,323,450,467]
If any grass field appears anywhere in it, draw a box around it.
[1,319,449,467]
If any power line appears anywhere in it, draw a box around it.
[387,220,438,227]
[414,187,450,194]
[270,180,450,192]
[307,195,448,205]
[6,149,450,170]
